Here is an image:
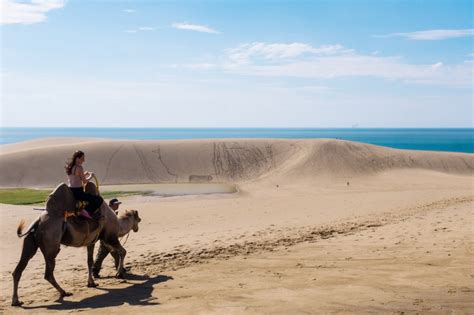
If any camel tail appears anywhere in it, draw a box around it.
[17,218,39,238]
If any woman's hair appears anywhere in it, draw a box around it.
[65,150,84,175]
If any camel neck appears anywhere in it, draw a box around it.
[118,216,133,237]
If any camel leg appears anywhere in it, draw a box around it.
[92,241,109,278]
[112,251,120,269]
[42,247,72,298]
[12,233,38,307]
[87,244,98,287]
[116,250,127,278]
[104,240,127,278]
[116,244,127,278]
[110,251,131,271]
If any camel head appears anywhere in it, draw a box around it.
[128,209,141,232]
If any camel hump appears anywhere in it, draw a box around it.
[84,181,99,196]
[45,183,76,216]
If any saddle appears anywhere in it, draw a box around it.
[64,201,102,221]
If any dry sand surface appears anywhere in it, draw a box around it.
[0,138,473,314]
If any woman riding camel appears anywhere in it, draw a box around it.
[65,150,103,220]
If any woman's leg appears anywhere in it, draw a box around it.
[84,195,103,214]
[70,187,86,204]
[70,188,103,214]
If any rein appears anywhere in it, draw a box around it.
[91,174,100,194]
[120,231,131,246]
[119,216,133,246]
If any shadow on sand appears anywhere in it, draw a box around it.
[22,274,173,311]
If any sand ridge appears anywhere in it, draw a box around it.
[0,138,472,187]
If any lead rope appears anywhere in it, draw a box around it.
[92,174,100,194]
[120,231,131,246]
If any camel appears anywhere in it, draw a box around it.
[93,209,141,278]
[11,182,129,307]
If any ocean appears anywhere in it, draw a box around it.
[0,128,473,153]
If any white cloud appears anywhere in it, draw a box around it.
[186,42,473,87]
[123,9,136,13]
[0,0,65,25]
[171,22,220,34]
[165,63,219,70]
[4,73,472,127]
[230,56,471,86]
[225,42,351,64]
[186,63,217,70]
[294,85,330,93]
[375,29,474,40]
[125,26,157,33]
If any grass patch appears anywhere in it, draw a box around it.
[0,189,49,205]
[0,188,149,205]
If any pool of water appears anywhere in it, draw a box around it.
[101,183,238,197]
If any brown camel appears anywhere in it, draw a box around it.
[93,209,142,278]
[11,182,128,307]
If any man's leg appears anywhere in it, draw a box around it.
[92,240,110,278]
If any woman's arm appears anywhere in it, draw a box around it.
[85,172,94,181]
[74,165,90,185]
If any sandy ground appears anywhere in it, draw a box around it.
[0,139,473,313]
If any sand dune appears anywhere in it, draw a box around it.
[0,138,472,187]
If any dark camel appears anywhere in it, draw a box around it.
[11,182,128,307]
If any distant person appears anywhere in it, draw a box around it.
[109,198,122,214]
[65,150,103,220]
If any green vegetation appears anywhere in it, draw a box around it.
[0,188,149,205]
[0,189,49,205]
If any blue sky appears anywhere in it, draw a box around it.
[1,0,473,127]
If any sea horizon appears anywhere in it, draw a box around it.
[1,127,473,154]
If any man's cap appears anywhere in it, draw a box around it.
[109,198,122,206]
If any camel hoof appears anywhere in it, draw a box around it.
[87,282,98,288]
[117,267,128,274]
[61,291,73,297]
[116,272,125,279]
[11,299,23,307]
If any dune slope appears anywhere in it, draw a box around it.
[0,138,472,187]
